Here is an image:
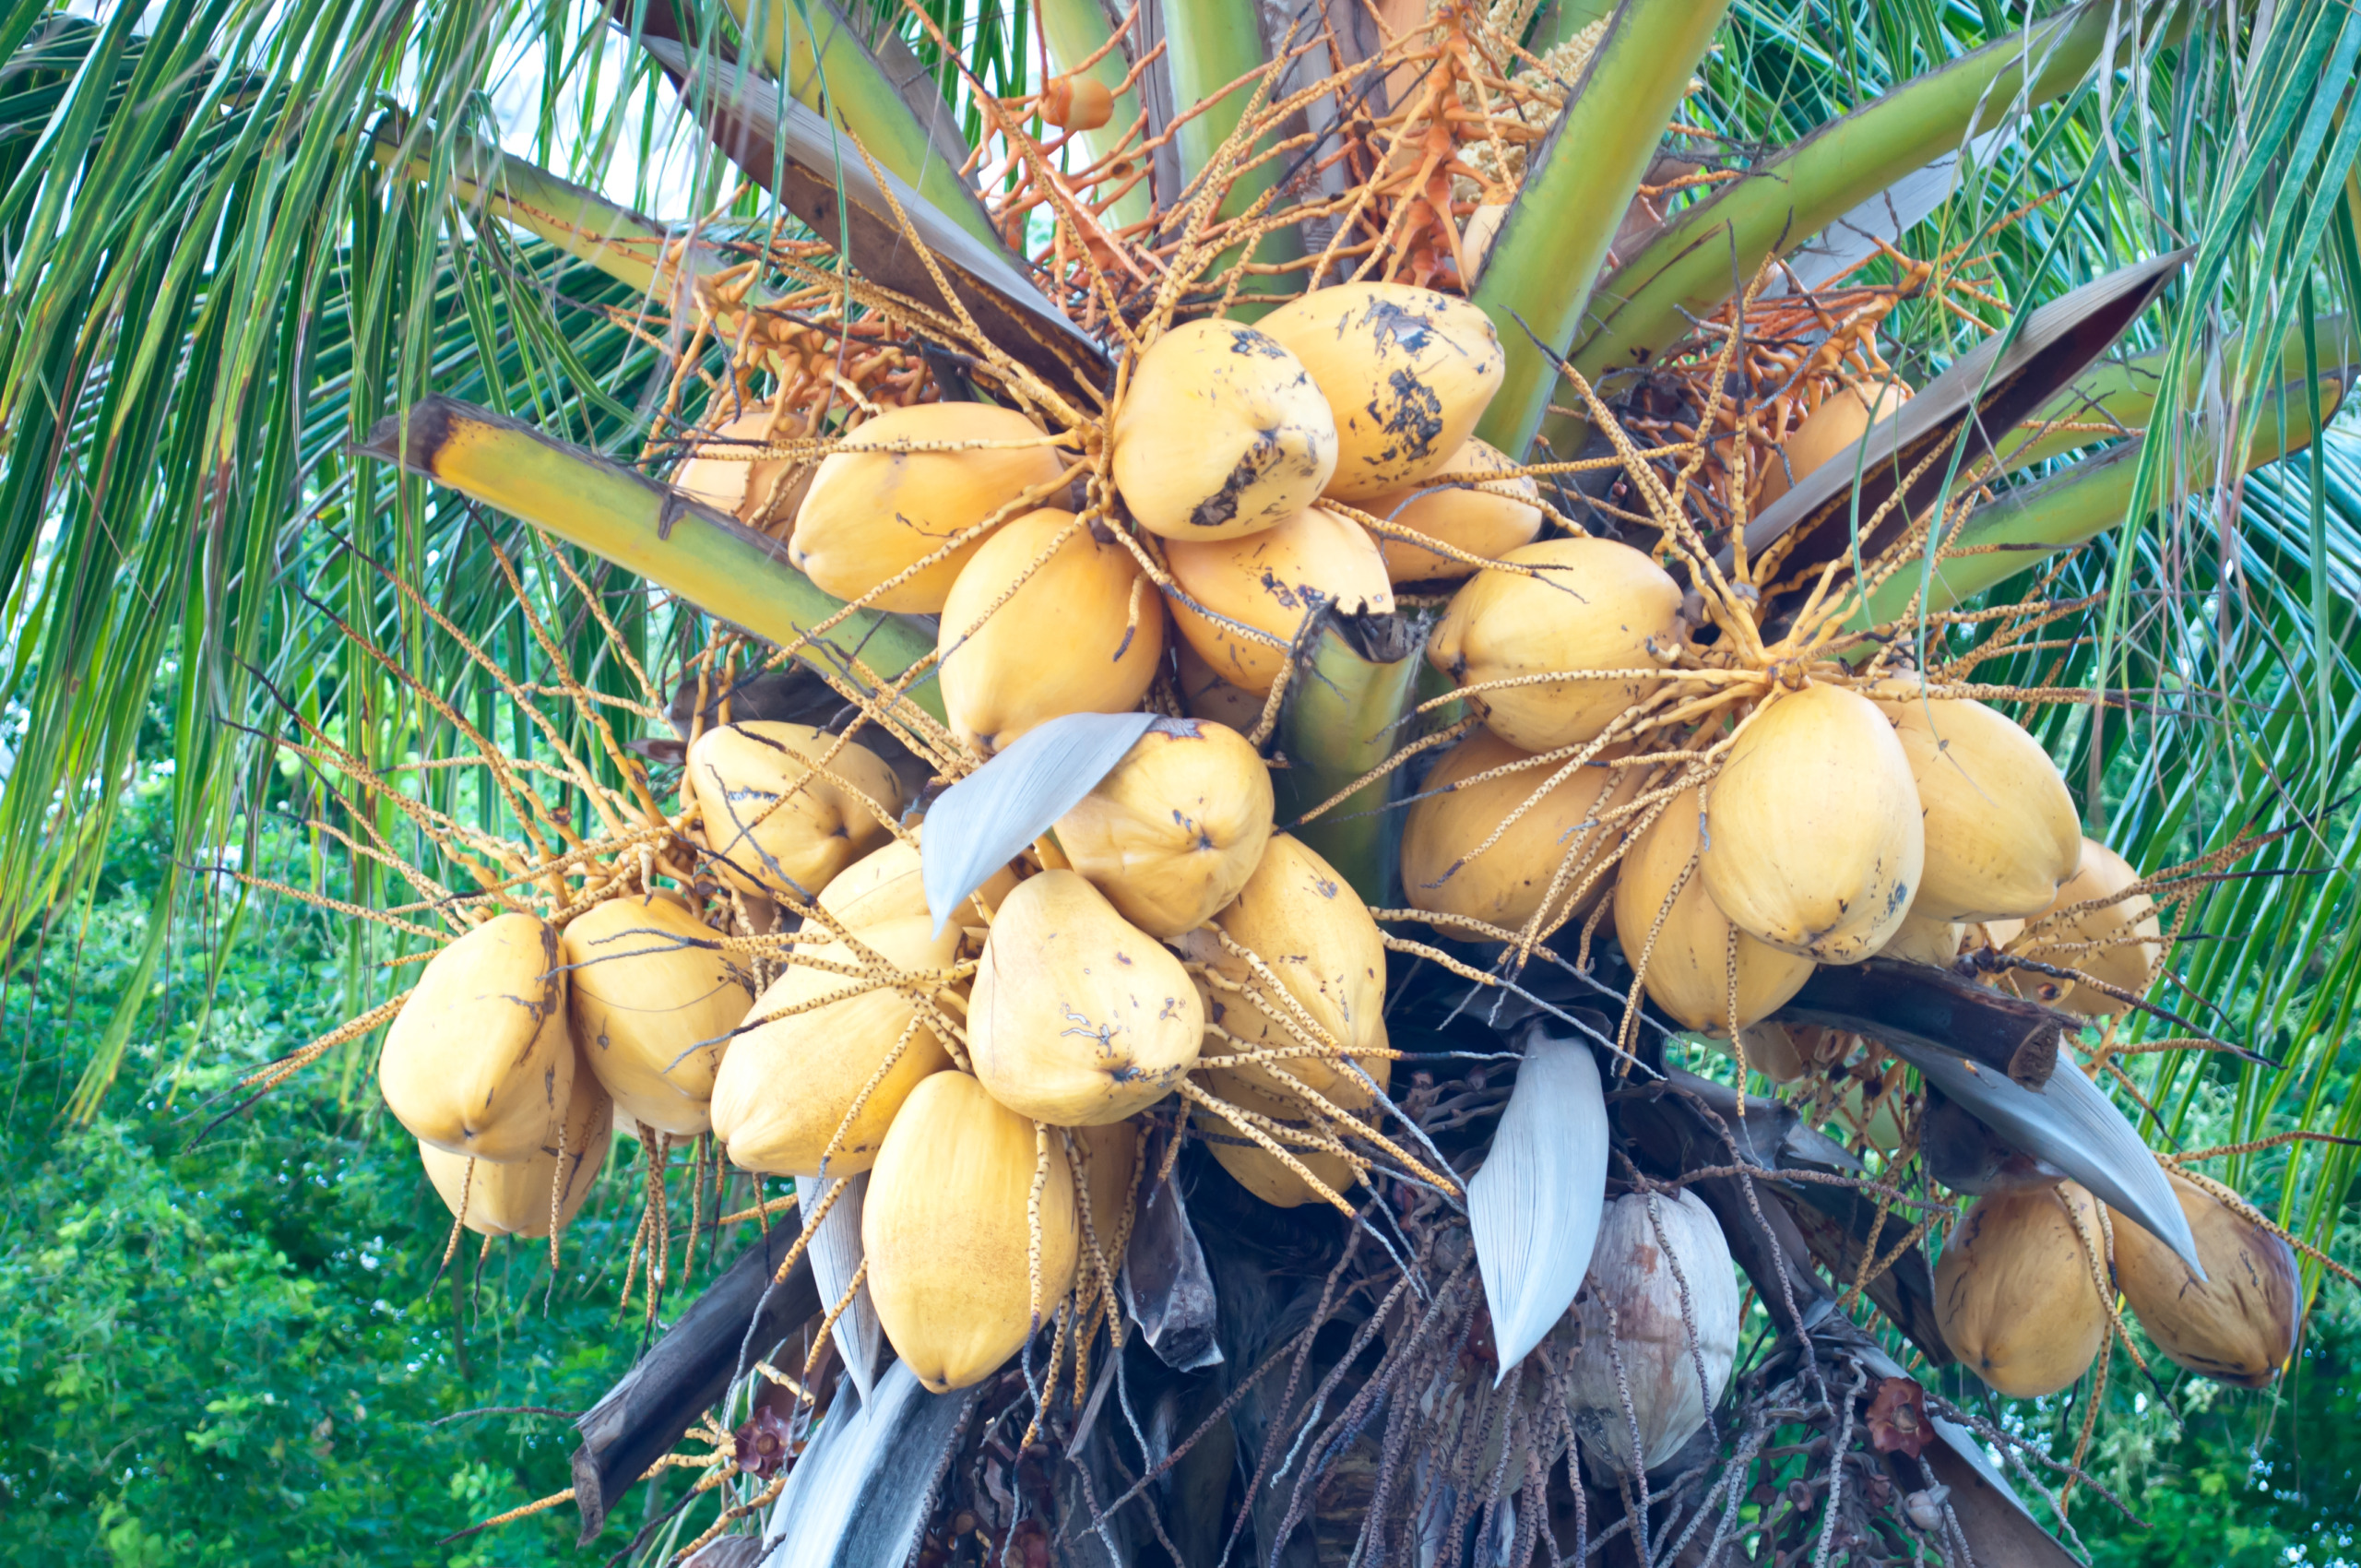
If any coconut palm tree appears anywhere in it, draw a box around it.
[3,1,2358,1562]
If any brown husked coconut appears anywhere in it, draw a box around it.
[968,872,1203,1125]
[1611,788,1815,1035]
[1110,318,1336,540]
[937,506,1165,754]
[2111,1170,2299,1387]
[791,402,1069,612]
[1055,719,1275,939]
[1562,1190,1741,1473]
[1255,280,1505,500]
[1935,1182,2109,1397]
[1180,835,1390,1112]
[1427,537,1684,753]
[707,916,967,1177]
[862,1071,1080,1392]
[673,404,810,534]
[1164,506,1394,695]
[2007,837,2162,1016]
[380,911,575,1164]
[685,721,901,902]
[1402,729,1638,935]
[1356,436,1543,582]
[1700,684,1924,964]
[420,1057,611,1238]
[562,891,753,1137]
[1720,1020,1806,1083]
[1869,681,2082,921]
[1754,375,1913,508]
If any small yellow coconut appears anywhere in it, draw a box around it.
[1256,280,1506,500]
[1357,437,1543,583]
[863,1071,1081,1392]
[1936,1182,2110,1398]
[817,835,1019,931]
[1196,1102,1359,1209]
[1869,683,2082,921]
[1054,719,1275,939]
[1041,74,1113,130]
[938,507,1165,754]
[1111,318,1337,540]
[1880,908,1964,968]
[1176,639,1269,731]
[1165,506,1394,695]
[1700,684,1925,965]
[420,1059,611,1238]
[685,721,902,902]
[1611,789,1815,1034]
[1427,537,1684,753]
[2008,838,2162,1016]
[791,402,1069,612]
[562,892,754,1136]
[2111,1170,2300,1387]
[969,872,1204,1125]
[1756,375,1913,508]
[674,405,810,533]
[380,912,575,1164]
[708,916,966,1177]
[1459,203,1509,278]
[1181,835,1390,1111]
[1401,729,1638,934]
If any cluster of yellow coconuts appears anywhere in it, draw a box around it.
[374,277,2191,1399]
[1934,1162,2301,1396]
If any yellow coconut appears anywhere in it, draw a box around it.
[1756,376,1913,508]
[1176,639,1269,731]
[1935,1182,2109,1397]
[1181,835,1390,1111]
[1110,318,1337,540]
[1358,437,1543,583]
[1402,729,1639,934]
[1427,537,1684,753]
[2110,1170,2299,1387]
[1700,684,1924,965]
[1880,908,1964,968]
[2008,838,2162,1016]
[1164,506,1394,695]
[685,721,902,902]
[420,1059,611,1238]
[1197,1102,1359,1209]
[817,835,1019,931]
[791,402,1069,612]
[561,893,753,1137]
[674,405,810,533]
[380,912,575,1164]
[1869,683,2082,921]
[708,915,966,1177]
[1611,789,1816,1034]
[1054,719,1275,939]
[969,872,1204,1125]
[1256,280,1506,500]
[1041,74,1113,130]
[863,1070,1081,1392]
[938,506,1165,754]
